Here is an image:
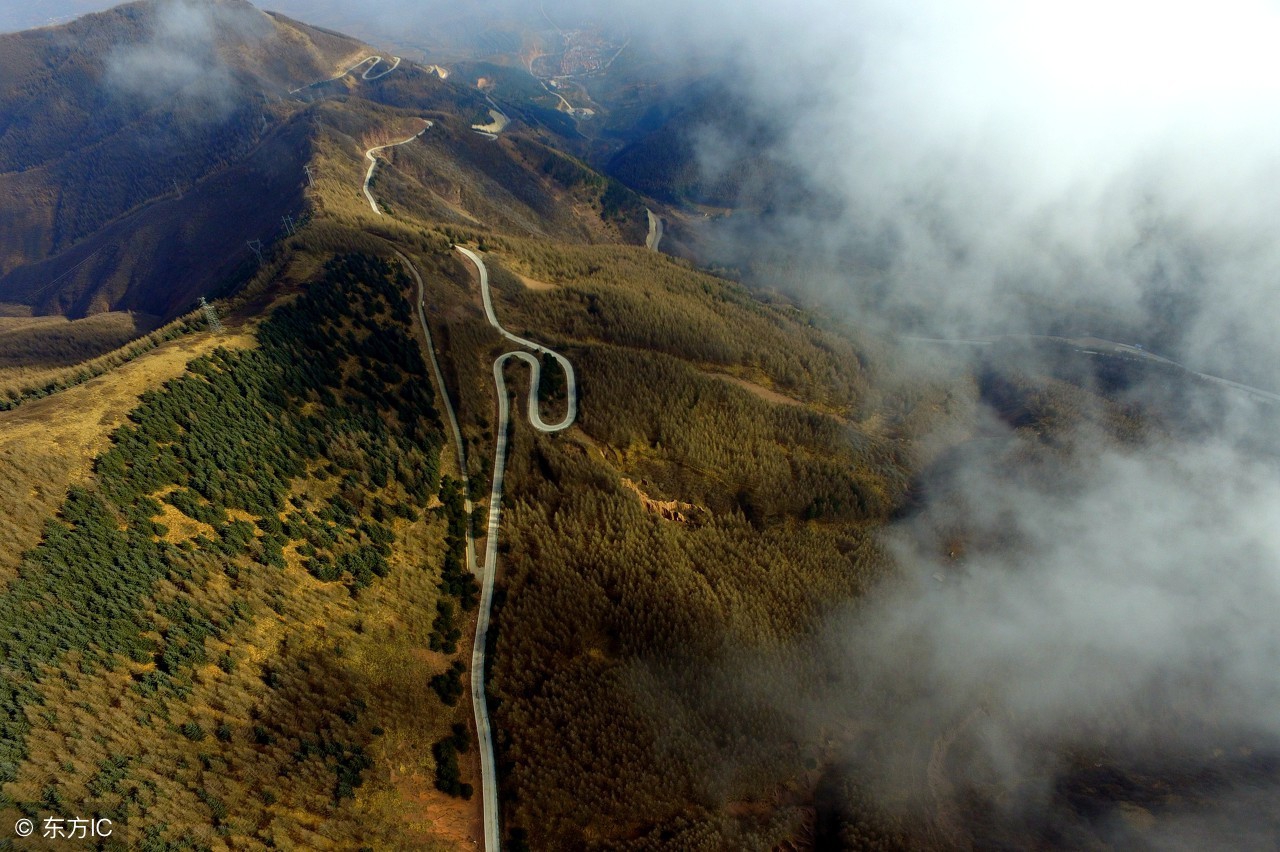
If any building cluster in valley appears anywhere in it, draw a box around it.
[532,28,626,78]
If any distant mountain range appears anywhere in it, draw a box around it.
[0,0,651,321]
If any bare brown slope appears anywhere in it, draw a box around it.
[0,109,313,317]
[0,0,366,316]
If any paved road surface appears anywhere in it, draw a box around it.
[906,333,1280,405]
[362,55,400,80]
[396,249,478,567]
[456,245,576,851]
[472,96,510,139]
[402,246,574,849]
[363,121,432,214]
[645,209,664,252]
[398,250,492,843]
[289,54,401,95]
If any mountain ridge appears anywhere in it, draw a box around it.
[0,0,367,318]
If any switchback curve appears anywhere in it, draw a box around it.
[456,244,577,851]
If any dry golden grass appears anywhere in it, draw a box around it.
[706,371,809,409]
[0,315,62,333]
[0,310,159,369]
[0,329,254,586]
[0,311,200,403]
[8,444,482,849]
[153,485,219,544]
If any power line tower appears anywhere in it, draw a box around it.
[304,165,315,187]
[281,215,297,236]
[246,239,264,263]
[199,297,223,334]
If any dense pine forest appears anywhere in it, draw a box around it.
[457,242,928,848]
[0,251,490,848]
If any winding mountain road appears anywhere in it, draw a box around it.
[399,247,576,850]
[472,95,511,139]
[362,55,401,80]
[907,333,1280,405]
[289,54,401,95]
[457,244,576,851]
[363,122,432,214]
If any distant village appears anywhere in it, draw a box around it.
[532,28,626,78]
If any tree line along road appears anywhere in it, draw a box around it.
[397,246,577,851]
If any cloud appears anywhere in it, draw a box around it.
[103,0,270,119]
[596,0,1280,385]
[568,1,1280,840]
[807,419,1280,841]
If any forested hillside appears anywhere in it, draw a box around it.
[389,227,1220,848]
[424,238,933,848]
[602,82,802,210]
[0,0,650,366]
[0,251,488,848]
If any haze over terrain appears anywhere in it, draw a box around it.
[467,0,1280,843]
[628,3,1280,845]
[599,1,1280,843]
[17,0,1268,379]
[1,0,1279,848]
[602,0,1280,378]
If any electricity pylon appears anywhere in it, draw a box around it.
[199,297,223,334]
